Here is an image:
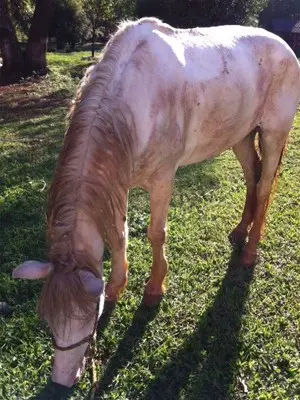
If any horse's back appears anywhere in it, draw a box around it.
[100,19,300,178]
[125,20,299,85]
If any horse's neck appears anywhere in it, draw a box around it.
[73,209,104,266]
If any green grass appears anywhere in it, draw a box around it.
[0,52,300,400]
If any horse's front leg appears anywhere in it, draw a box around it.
[105,207,129,304]
[144,173,174,307]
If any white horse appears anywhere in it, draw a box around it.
[12,18,300,387]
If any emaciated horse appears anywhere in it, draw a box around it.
[12,18,300,387]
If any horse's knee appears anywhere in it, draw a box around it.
[256,180,272,204]
[148,226,166,247]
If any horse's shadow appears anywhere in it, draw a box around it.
[143,249,254,400]
[93,301,161,398]
[92,249,254,399]
[30,381,76,400]
[32,249,253,400]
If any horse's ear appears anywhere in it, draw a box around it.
[12,261,53,280]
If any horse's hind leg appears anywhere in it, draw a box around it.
[229,130,261,248]
[144,172,174,307]
[240,128,289,267]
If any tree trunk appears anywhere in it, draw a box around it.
[24,0,53,76]
[0,0,24,84]
[92,26,95,58]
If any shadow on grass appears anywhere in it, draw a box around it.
[143,250,254,400]
[30,381,76,400]
[93,303,161,399]
[0,98,65,298]
[30,246,251,400]
[80,249,253,400]
[174,159,221,192]
[0,89,70,123]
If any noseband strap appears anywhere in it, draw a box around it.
[51,299,100,352]
[52,333,94,352]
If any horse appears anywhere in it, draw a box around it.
[12,18,300,387]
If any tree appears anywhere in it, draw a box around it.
[0,0,53,85]
[260,0,300,28]
[115,0,136,20]
[0,0,24,83]
[83,0,115,57]
[9,0,35,40]
[25,0,54,75]
[50,0,86,50]
[82,0,136,57]
[136,0,268,28]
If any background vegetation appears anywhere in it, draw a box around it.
[2,0,300,84]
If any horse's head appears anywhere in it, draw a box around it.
[12,260,105,387]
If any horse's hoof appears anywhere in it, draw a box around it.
[105,289,118,300]
[240,249,257,267]
[105,283,125,304]
[229,228,247,250]
[142,291,163,308]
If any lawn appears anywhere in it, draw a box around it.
[0,52,299,400]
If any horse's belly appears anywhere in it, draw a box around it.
[176,75,262,166]
[178,131,243,166]
[178,113,258,167]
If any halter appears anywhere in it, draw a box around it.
[51,299,100,352]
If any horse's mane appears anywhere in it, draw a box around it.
[39,20,140,326]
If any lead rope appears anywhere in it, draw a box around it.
[89,328,99,400]
[88,297,104,400]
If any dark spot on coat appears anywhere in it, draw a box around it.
[222,54,230,75]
